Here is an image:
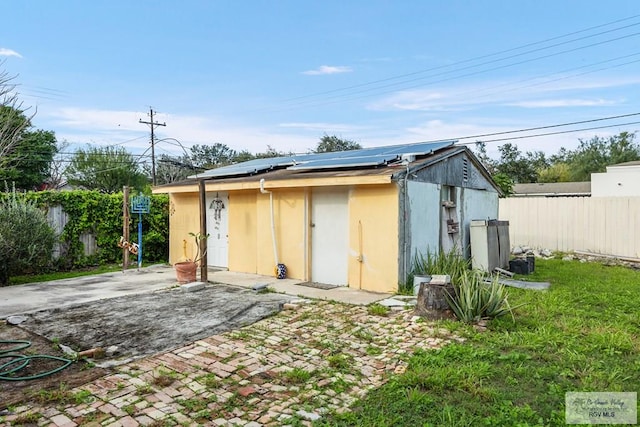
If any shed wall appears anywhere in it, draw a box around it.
[348,184,399,293]
[406,181,440,266]
[168,192,201,264]
[414,152,496,191]
[255,189,306,280]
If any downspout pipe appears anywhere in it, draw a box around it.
[260,179,279,266]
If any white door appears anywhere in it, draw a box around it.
[206,192,229,268]
[311,189,349,285]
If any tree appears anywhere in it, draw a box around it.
[0,127,57,190]
[45,140,70,189]
[151,154,196,185]
[65,146,148,192]
[0,106,58,190]
[564,132,639,181]
[491,173,514,197]
[0,191,56,285]
[315,134,362,153]
[0,67,33,164]
[190,143,237,169]
[473,141,497,175]
[538,163,572,183]
[254,145,290,159]
[494,143,545,184]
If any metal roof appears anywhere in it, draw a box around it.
[513,182,591,197]
[191,140,456,179]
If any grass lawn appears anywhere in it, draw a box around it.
[318,259,640,426]
[7,264,154,286]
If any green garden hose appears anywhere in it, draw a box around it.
[0,340,73,381]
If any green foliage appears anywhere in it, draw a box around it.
[151,143,293,184]
[0,190,56,285]
[65,146,149,192]
[491,173,514,197]
[411,248,471,287]
[0,106,58,190]
[537,162,572,183]
[281,367,314,384]
[320,259,640,426]
[366,303,390,317]
[481,132,639,187]
[0,190,168,272]
[565,132,639,181]
[315,134,362,153]
[444,271,518,323]
[494,143,547,184]
[152,153,196,184]
[190,143,237,169]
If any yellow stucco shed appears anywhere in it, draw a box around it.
[153,142,500,295]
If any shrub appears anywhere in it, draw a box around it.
[444,270,518,323]
[402,247,471,293]
[0,191,55,285]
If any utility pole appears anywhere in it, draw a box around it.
[139,107,166,186]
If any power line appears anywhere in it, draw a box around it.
[270,31,640,111]
[274,15,640,105]
[139,107,166,186]
[452,112,640,142]
[434,52,640,104]
[462,120,640,145]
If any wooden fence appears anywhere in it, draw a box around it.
[47,204,97,258]
[499,197,640,260]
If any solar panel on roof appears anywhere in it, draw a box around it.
[288,154,400,171]
[191,140,457,179]
[191,157,297,179]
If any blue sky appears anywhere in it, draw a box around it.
[2,1,640,163]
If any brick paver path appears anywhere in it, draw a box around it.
[3,300,460,426]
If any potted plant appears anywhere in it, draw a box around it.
[174,232,207,284]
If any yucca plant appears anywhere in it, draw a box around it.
[444,270,518,323]
[411,247,470,287]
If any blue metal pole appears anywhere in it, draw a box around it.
[138,212,142,269]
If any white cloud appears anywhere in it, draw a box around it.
[368,74,635,112]
[506,99,617,108]
[42,107,319,156]
[278,122,367,132]
[302,65,353,75]
[0,48,22,58]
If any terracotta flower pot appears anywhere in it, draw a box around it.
[174,261,197,284]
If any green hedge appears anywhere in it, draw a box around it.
[0,190,168,269]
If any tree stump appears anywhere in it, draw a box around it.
[414,275,455,319]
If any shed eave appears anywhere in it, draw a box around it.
[152,173,393,194]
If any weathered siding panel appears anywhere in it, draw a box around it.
[47,205,97,258]
[499,197,640,259]
[406,181,440,261]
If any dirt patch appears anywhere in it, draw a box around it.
[0,324,108,409]
[2,283,290,409]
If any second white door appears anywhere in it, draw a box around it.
[311,189,349,286]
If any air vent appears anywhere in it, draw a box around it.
[462,158,469,182]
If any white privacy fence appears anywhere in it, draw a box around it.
[499,197,640,260]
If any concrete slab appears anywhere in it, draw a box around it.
[209,270,391,305]
[0,265,179,318]
[0,266,393,320]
